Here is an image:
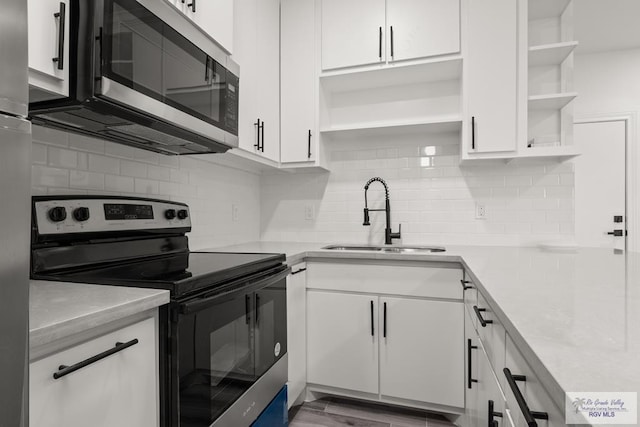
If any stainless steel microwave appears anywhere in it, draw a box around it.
[29,0,239,155]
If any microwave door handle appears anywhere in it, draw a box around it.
[178,267,290,315]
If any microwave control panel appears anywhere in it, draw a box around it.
[33,197,191,235]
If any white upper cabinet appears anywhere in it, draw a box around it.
[321,0,460,71]
[386,0,460,63]
[233,0,280,162]
[464,0,518,155]
[321,0,386,71]
[166,0,234,53]
[28,0,70,101]
[281,0,318,165]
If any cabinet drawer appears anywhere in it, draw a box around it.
[30,316,158,427]
[502,336,564,427]
[461,271,478,329]
[307,260,462,299]
[475,292,506,374]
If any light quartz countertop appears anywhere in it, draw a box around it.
[208,241,640,417]
[30,280,169,349]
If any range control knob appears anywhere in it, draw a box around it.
[177,209,189,220]
[73,207,90,222]
[48,206,67,223]
[165,209,177,220]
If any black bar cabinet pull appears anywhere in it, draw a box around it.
[471,116,476,150]
[308,129,312,159]
[390,26,394,58]
[53,339,138,379]
[260,120,265,152]
[52,2,66,70]
[378,27,382,59]
[489,400,503,427]
[245,294,251,325]
[187,0,196,12]
[607,229,624,237]
[467,338,478,389]
[291,267,306,275]
[204,57,210,82]
[503,368,549,427]
[255,294,260,324]
[473,305,493,327]
[370,300,374,336]
[383,302,387,338]
[460,279,472,291]
[254,119,261,150]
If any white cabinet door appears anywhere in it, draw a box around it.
[321,0,385,70]
[186,0,234,53]
[387,0,460,62]
[28,0,70,98]
[30,317,158,427]
[281,0,317,164]
[380,297,464,408]
[476,342,507,427]
[465,0,517,153]
[307,291,379,394]
[286,264,307,408]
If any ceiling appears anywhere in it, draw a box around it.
[574,0,640,53]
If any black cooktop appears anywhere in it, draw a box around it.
[32,251,286,298]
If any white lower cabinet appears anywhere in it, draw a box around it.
[380,297,463,407]
[286,263,308,408]
[30,314,159,427]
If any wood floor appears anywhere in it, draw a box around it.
[288,397,456,427]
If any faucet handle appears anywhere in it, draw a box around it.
[389,223,402,240]
[363,208,370,226]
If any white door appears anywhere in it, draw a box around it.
[475,343,506,427]
[574,120,626,249]
[188,0,234,53]
[306,291,379,393]
[281,0,316,164]
[379,297,464,407]
[465,0,517,154]
[286,264,307,408]
[465,309,480,427]
[387,0,460,63]
[321,0,385,70]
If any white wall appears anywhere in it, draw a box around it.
[31,126,261,249]
[574,48,640,251]
[261,132,575,246]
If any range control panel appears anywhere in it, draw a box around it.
[33,197,192,235]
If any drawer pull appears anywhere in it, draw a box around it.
[291,268,306,275]
[473,305,493,327]
[52,2,66,70]
[53,339,139,379]
[460,279,473,291]
[467,339,478,389]
[489,399,503,427]
[370,300,375,337]
[503,368,549,427]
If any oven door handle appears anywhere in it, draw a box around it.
[178,266,290,315]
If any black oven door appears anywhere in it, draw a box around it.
[170,266,288,427]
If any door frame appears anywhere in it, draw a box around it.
[574,112,637,252]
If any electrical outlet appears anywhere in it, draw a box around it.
[304,204,315,221]
[475,203,487,220]
[232,204,239,222]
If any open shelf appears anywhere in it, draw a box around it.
[320,117,462,137]
[528,41,578,67]
[528,92,577,110]
[528,0,571,20]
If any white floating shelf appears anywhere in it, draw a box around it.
[528,41,578,67]
[320,117,462,137]
[320,57,462,93]
[528,92,577,110]
[528,0,570,20]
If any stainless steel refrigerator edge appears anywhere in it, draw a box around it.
[0,0,32,425]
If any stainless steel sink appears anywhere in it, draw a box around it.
[322,245,445,253]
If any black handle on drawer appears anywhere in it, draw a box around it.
[308,129,312,159]
[52,2,66,70]
[503,368,549,427]
[460,279,473,291]
[473,305,493,327]
[291,267,306,275]
[489,400,503,427]
[471,116,476,150]
[370,300,374,336]
[254,119,261,150]
[245,294,251,325]
[260,120,265,152]
[383,302,387,338]
[53,339,139,379]
[390,26,394,58]
[378,27,382,59]
[467,338,478,389]
[187,0,196,12]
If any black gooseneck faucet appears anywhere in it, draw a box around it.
[363,177,401,245]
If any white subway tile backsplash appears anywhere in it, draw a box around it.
[70,170,104,190]
[105,174,135,193]
[88,154,120,175]
[69,134,105,153]
[148,165,172,182]
[32,126,69,147]
[120,160,147,178]
[48,147,78,169]
[32,166,69,187]
[134,178,159,195]
[32,143,48,165]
